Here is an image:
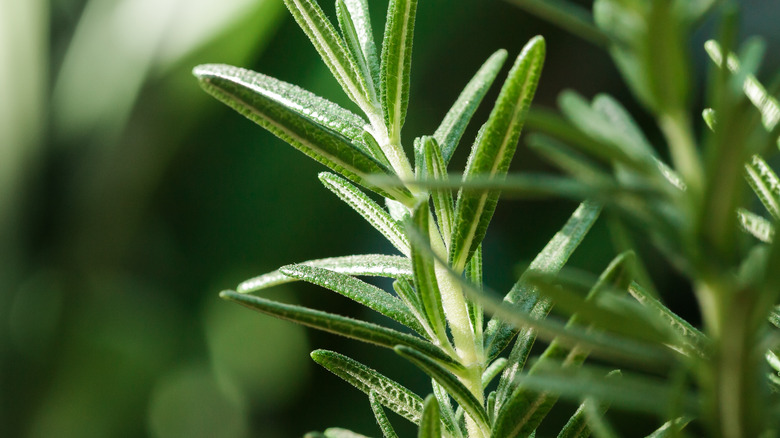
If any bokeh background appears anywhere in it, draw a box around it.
[1,0,779,436]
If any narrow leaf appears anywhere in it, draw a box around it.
[409,203,450,344]
[193,64,410,202]
[645,417,693,438]
[485,200,601,360]
[237,254,412,293]
[283,0,373,110]
[432,380,462,438]
[745,154,780,220]
[418,395,441,438]
[221,290,457,365]
[482,357,507,388]
[369,391,400,438]
[434,50,509,164]
[336,0,380,100]
[323,428,371,438]
[312,349,424,424]
[422,136,456,245]
[279,264,425,334]
[380,0,417,142]
[320,172,411,255]
[557,399,607,438]
[506,0,608,47]
[705,40,780,142]
[737,208,774,243]
[449,36,546,271]
[627,282,709,359]
[395,346,491,431]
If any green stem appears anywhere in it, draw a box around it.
[659,110,703,200]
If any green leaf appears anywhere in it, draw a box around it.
[705,40,780,143]
[432,380,462,438]
[319,172,411,255]
[380,0,417,142]
[583,400,619,438]
[311,349,424,424]
[422,137,455,246]
[434,50,509,164]
[645,417,693,438]
[323,428,372,438]
[737,208,774,243]
[283,0,374,111]
[221,290,457,365]
[449,36,546,271]
[627,282,709,359]
[466,245,485,347]
[193,65,411,202]
[237,254,412,293]
[409,203,450,345]
[492,253,636,438]
[485,200,601,360]
[482,357,507,388]
[527,133,614,186]
[514,361,697,416]
[369,391,399,438]
[336,0,380,101]
[395,346,491,432]
[745,154,780,220]
[279,264,425,334]
[418,395,441,438]
[557,397,611,438]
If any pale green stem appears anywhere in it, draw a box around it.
[428,212,488,437]
[659,110,704,199]
[367,112,415,184]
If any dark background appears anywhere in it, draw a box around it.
[1,0,778,436]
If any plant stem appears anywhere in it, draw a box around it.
[659,110,704,201]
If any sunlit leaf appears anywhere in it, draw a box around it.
[745,154,780,220]
[193,65,411,201]
[380,0,417,142]
[395,346,490,431]
[312,349,424,424]
[449,36,546,271]
[434,50,508,164]
[283,0,374,111]
[320,172,411,255]
[279,264,424,334]
[737,208,774,243]
[237,254,412,293]
[645,417,693,438]
[336,0,380,101]
[432,380,462,438]
[422,137,455,245]
[220,290,457,365]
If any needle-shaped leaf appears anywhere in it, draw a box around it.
[492,253,635,438]
[409,203,449,344]
[221,290,457,366]
[395,346,491,432]
[422,136,455,246]
[627,282,709,359]
[645,417,693,438]
[237,254,412,293]
[193,64,411,202]
[449,36,546,272]
[737,208,774,243]
[283,0,373,111]
[312,350,424,424]
[513,361,697,416]
[745,154,780,220]
[705,40,780,144]
[369,391,400,438]
[482,357,507,388]
[557,397,610,438]
[434,50,509,164]
[336,0,380,101]
[280,264,424,334]
[418,395,441,438]
[380,0,417,142]
[320,173,411,256]
[322,428,371,438]
[485,200,601,360]
[432,381,462,438]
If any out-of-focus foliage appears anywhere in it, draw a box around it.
[2,0,780,437]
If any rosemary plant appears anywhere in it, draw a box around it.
[194,0,780,437]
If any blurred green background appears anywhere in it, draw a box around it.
[1,0,778,436]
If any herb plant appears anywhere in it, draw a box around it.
[194,0,780,437]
